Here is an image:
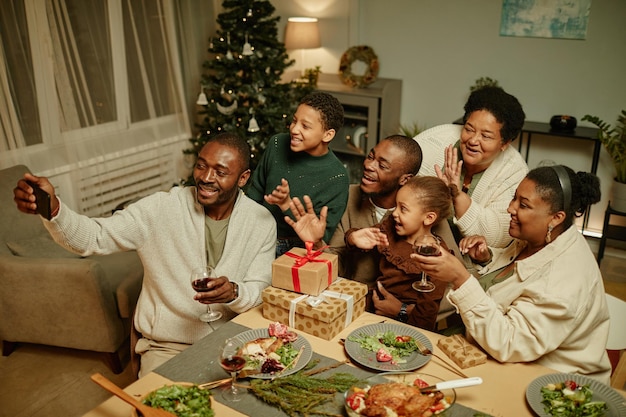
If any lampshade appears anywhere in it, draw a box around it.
[284,17,320,50]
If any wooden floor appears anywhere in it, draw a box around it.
[1,238,624,417]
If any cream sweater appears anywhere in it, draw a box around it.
[45,187,276,344]
[416,124,528,247]
[450,226,611,384]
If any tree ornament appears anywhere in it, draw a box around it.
[226,32,233,60]
[246,8,253,17]
[196,85,209,106]
[196,83,209,105]
[242,33,253,56]
[217,101,237,115]
[217,85,238,115]
[339,45,379,88]
[248,116,260,132]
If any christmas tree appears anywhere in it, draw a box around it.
[186,0,313,182]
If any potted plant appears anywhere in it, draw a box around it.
[398,121,425,138]
[582,110,626,212]
[470,76,500,92]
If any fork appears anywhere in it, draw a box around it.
[414,339,468,378]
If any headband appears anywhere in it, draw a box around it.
[551,165,571,212]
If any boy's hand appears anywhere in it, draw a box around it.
[284,196,326,243]
[264,178,292,211]
[349,227,389,250]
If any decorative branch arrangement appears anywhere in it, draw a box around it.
[247,360,361,417]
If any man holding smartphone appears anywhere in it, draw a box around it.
[13,132,276,377]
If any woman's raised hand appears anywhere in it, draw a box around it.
[435,144,463,190]
[459,235,491,263]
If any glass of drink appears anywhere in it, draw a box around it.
[220,337,246,402]
[190,266,223,322]
[412,234,441,293]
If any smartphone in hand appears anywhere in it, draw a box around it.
[27,181,52,220]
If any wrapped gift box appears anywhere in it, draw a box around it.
[437,335,487,369]
[272,247,338,296]
[262,279,367,340]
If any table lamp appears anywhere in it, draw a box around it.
[284,17,320,74]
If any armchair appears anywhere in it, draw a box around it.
[0,165,143,373]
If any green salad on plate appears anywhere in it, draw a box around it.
[541,380,607,417]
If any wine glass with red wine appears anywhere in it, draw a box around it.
[190,266,223,322]
[220,337,246,402]
[412,234,441,293]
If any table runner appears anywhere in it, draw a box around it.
[154,321,491,417]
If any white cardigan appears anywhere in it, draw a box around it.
[416,124,528,247]
[45,187,276,344]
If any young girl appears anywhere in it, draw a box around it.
[345,176,453,331]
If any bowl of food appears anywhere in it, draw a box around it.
[344,372,456,417]
[131,383,214,417]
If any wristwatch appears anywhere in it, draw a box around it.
[397,303,409,323]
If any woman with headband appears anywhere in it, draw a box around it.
[412,165,612,383]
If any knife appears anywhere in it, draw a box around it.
[421,376,483,391]
[198,368,262,390]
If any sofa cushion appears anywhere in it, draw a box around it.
[6,235,83,258]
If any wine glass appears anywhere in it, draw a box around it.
[190,266,223,322]
[220,337,246,402]
[412,234,441,293]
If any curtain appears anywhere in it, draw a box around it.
[0,0,191,216]
[46,0,114,131]
[0,0,39,151]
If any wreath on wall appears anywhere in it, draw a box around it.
[339,45,379,88]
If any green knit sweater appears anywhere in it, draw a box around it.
[248,133,349,243]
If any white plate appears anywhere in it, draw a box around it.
[526,373,626,417]
[233,328,312,379]
[344,322,432,372]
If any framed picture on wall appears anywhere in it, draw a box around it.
[500,0,591,40]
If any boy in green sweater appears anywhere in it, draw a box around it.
[248,92,349,256]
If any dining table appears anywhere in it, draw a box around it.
[83,305,626,417]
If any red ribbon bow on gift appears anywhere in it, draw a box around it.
[285,241,331,292]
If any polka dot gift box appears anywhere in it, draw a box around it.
[437,334,487,369]
[262,278,367,340]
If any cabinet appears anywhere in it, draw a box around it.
[314,74,403,183]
